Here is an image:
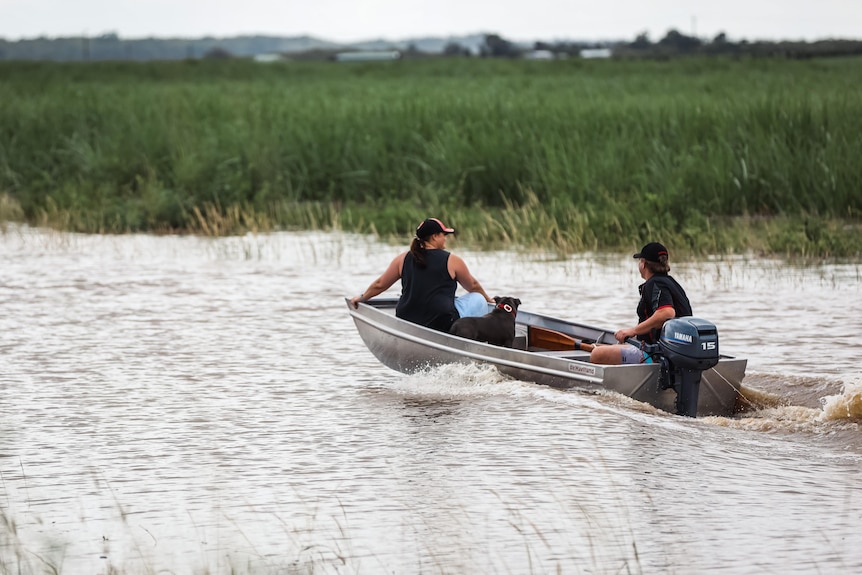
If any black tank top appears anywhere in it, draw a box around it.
[396,249,458,332]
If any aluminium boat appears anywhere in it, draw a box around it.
[346,297,747,417]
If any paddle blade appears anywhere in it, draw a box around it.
[528,326,595,352]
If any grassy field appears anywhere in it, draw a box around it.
[0,57,860,257]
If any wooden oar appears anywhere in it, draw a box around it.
[527,325,595,352]
[576,339,596,352]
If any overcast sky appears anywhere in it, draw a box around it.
[2,0,860,43]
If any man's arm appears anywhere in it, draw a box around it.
[615,307,675,342]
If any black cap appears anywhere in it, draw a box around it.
[633,242,668,263]
[416,218,455,239]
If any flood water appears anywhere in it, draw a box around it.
[1,224,861,575]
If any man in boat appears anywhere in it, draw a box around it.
[350,217,494,332]
[590,242,692,365]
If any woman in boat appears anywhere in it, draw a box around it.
[590,241,692,365]
[350,217,494,332]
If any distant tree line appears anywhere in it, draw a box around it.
[1,30,861,62]
[614,29,862,59]
[0,33,337,61]
[441,31,862,60]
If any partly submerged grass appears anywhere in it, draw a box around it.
[1,57,861,257]
[2,191,861,260]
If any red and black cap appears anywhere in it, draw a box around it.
[416,218,455,239]
[633,242,669,263]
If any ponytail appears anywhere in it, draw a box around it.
[410,237,427,268]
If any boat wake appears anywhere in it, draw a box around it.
[391,362,541,398]
[386,363,862,440]
[703,377,862,439]
[819,379,862,421]
[387,362,674,421]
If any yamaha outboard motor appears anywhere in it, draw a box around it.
[657,317,720,417]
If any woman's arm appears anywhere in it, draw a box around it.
[448,254,494,303]
[350,252,406,308]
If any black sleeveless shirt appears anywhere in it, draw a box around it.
[396,249,458,332]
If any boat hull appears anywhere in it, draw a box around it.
[347,298,746,417]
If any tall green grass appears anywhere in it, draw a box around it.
[0,57,860,255]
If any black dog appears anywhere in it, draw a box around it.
[449,296,521,347]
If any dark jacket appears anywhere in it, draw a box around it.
[397,249,458,332]
[637,273,692,344]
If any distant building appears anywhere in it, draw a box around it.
[580,48,612,59]
[253,53,288,63]
[525,49,555,60]
[334,50,401,62]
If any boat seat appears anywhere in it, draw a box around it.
[532,349,592,361]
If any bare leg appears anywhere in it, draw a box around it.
[590,344,623,365]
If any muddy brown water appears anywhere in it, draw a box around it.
[2,225,860,574]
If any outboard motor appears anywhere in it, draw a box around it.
[657,317,720,417]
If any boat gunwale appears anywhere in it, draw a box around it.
[349,304,608,385]
[347,297,745,376]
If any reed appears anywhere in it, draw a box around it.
[1,57,860,256]
[0,193,23,223]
